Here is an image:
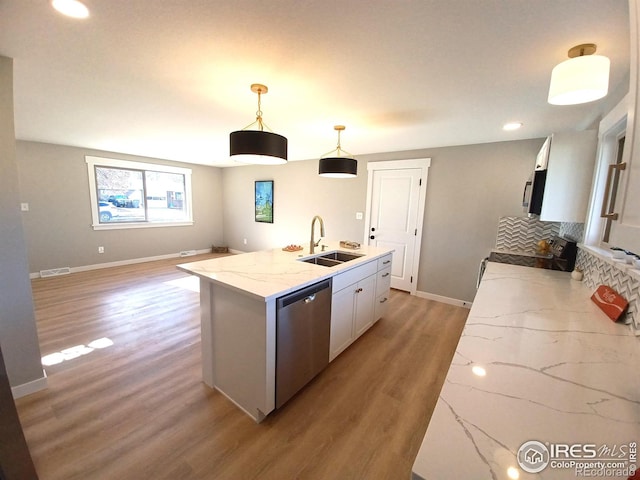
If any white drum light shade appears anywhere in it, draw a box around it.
[548,54,610,105]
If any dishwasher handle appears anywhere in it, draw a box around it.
[277,278,332,309]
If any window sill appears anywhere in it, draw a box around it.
[92,221,194,231]
[579,244,640,281]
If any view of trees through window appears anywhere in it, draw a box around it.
[96,166,188,224]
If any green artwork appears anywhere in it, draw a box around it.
[255,181,274,223]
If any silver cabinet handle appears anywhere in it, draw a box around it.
[381,272,390,278]
[304,294,316,303]
[600,162,626,220]
[379,297,388,303]
[383,260,390,265]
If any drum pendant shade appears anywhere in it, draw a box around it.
[230,84,287,164]
[230,130,288,165]
[318,125,357,178]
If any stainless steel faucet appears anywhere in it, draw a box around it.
[309,215,325,254]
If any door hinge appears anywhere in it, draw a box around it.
[419,178,422,186]
[410,276,413,283]
[414,228,417,236]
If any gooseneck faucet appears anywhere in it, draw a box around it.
[309,215,325,254]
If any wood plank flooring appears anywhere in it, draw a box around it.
[16,254,468,480]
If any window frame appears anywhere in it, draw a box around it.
[86,155,193,230]
[584,95,629,249]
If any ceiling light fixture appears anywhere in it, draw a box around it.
[318,125,357,178]
[51,0,90,19]
[548,43,610,105]
[503,122,523,131]
[230,83,287,165]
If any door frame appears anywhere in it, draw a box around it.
[364,158,431,295]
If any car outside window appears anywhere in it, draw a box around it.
[86,156,193,230]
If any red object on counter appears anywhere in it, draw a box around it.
[590,285,629,321]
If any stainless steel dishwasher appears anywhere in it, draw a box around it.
[275,278,332,408]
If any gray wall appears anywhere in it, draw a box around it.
[222,138,544,303]
[0,56,43,387]
[16,141,225,273]
[222,160,368,252]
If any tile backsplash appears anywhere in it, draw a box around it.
[494,216,637,331]
[495,216,560,253]
[576,247,639,331]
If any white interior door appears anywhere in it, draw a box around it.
[365,159,430,294]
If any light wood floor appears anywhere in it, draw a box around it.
[16,254,468,480]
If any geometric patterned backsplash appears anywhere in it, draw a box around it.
[494,216,637,332]
[576,247,639,330]
[495,216,560,253]
[559,222,585,242]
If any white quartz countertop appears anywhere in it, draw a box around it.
[412,262,639,480]
[177,241,393,301]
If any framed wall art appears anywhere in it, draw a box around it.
[255,180,274,223]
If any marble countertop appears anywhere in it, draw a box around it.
[412,262,639,480]
[177,241,393,301]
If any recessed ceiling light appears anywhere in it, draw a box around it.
[471,365,487,377]
[503,122,523,131]
[52,0,90,19]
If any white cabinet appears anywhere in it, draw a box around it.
[374,254,392,321]
[539,130,598,223]
[607,0,640,254]
[329,254,393,361]
[353,274,376,337]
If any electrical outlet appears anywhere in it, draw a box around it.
[243,238,247,245]
[98,246,105,254]
[356,212,363,220]
[20,203,29,211]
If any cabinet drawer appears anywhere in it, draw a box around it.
[377,254,392,271]
[376,266,391,296]
[374,293,390,321]
[332,261,377,292]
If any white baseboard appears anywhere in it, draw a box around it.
[12,370,48,399]
[30,248,213,279]
[415,290,472,309]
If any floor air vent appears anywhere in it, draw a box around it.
[39,267,71,278]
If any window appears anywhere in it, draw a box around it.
[86,156,193,230]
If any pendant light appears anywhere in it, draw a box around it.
[548,44,610,105]
[230,84,288,165]
[319,125,358,178]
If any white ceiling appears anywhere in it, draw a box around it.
[0,0,631,167]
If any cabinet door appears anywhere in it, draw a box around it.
[354,274,376,337]
[375,293,390,321]
[330,287,355,361]
[540,130,597,222]
[609,0,640,254]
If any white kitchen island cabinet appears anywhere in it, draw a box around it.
[330,253,392,361]
[178,242,393,422]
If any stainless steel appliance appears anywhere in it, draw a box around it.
[478,236,578,286]
[275,278,332,408]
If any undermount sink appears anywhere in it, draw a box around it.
[300,251,365,267]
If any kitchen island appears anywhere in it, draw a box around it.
[412,262,639,479]
[178,241,394,422]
